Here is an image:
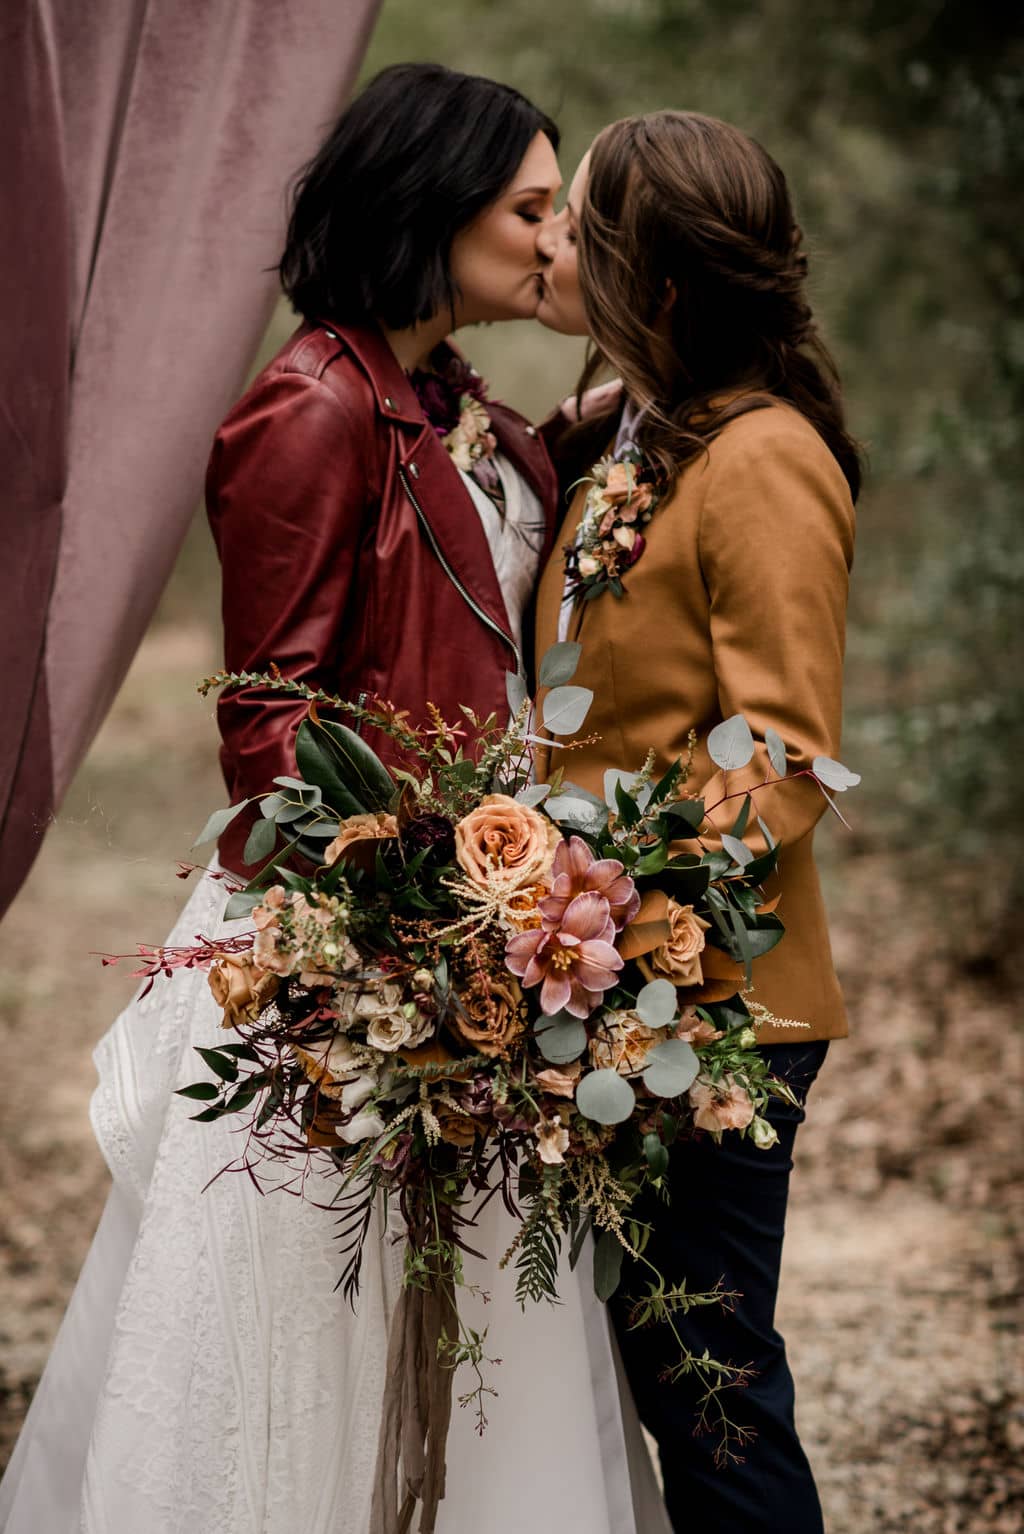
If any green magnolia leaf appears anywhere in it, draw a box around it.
[192,800,248,849]
[707,714,755,771]
[613,777,643,828]
[505,669,529,717]
[313,718,395,810]
[634,841,669,877]
[647,758,685,808]
[642,1039,699,1099]
[515,783,551,808]
[300,820,342,838]
[539,641,583,688]
[243,815,278,866]
[765,727,788,778]
[643,1131,670,1179]
[222,889,263,922]
[721,833,755,868]
[812,755,861,792]
[660,859,711,904]
[593,1230,625,1302]
[636,979,677,1028]
[576,1068,636,1125]
[542,685,594,736]
[294,720,365,818]
[659,799,706,832]
[534,1012,588,1064]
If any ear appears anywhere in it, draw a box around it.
[662,279,678,314]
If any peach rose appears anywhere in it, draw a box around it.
[675,1008,722,1046]
[454,794,561,891]
[603,461,634,504]
[640,900,711,987]
[689,1075,755,1134]
[208,953,279,1030]
[324,812,398,868]
[252,884,287,931]
[534,1060,582,1098]
[449,977,525,1058]
[434,1103,478,1148]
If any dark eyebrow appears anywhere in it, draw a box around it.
[509,182,561,198]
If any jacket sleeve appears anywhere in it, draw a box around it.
[695,416,856,856]
[206,371,373,862]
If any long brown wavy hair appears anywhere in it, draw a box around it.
[575,111,862,499]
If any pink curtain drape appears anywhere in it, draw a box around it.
[0,0,381,919]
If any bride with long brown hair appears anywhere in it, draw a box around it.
[535,110,861,1534]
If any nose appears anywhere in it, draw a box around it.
[535,217,556,264]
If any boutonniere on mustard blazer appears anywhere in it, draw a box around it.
[563,445,662,602]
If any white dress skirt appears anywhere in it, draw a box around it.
[0,456,671,1534]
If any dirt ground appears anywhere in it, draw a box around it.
[1,616,1021,1533]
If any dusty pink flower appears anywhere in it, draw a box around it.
[538,836,640,933]
[251,884,287,932]
[505,891,622,1019]
[689,1075,755,1134]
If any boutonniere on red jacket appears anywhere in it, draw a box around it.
[409,355,505,514]
[564,445,662,602]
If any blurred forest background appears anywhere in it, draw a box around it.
[2,3,1021,1530]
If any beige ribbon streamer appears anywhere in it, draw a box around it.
[370,1240,459,1534]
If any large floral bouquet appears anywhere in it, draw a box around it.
[125,644,858,1530]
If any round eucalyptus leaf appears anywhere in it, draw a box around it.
[642,1039,700,1100]
[765,727,788,778]
[575,1068,636,1125]
[707,714,755,771]
[636,979,677,1028]
[812,755,861,791]
[542,685,594,736]
[539,641,583,688]
[534,1014,588,1065]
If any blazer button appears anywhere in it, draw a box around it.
[409,461,420,478]
[525,425,537,437]
[383,396,395,410]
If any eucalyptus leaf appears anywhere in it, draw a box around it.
[636,979,677,1029]
[575,1068,636,1125]
[222,890,263,922]
[812,755,862,791]
[659,799,705,832]
[539,641,583,688]
[642,1039,700,1099]
[534,1013,588,1065]
[757,815,777,850]
[765,727,788,778]
[545,794,608,836]
[593,1230,625,1302]
[730,793,752,839]
[243,815,278,867]
[192,800,248,849]
[505,669,529,717]
[707,714,755,771]
[515,783,551,808]
[542,684,594,736]
[273,775,313,793]
[603,769,653,813]
[721,833,755,868]
[259,793,289,820]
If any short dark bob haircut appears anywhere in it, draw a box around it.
[279,63,559,330]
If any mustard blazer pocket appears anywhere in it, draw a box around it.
[534,400,856,1043]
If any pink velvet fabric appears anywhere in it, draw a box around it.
[0,0,381,917]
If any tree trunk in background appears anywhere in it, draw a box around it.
[0,0,381,919]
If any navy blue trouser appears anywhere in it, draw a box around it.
[610,1041,829,1534]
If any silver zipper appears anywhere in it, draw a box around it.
[398,466,524,677]
[353,690,367,738]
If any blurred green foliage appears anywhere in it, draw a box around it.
[363,1,1024,922]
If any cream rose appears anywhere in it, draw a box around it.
[324,812,398,868]
[641,900,711,987]
[588,1010,661,1077]
[208,954,279,1029]
[353,984,432,1053]
[689,1075,755,1134]
[535,1115,570,1165]
[454,794,561,891]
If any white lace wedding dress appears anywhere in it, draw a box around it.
[0,459,670,1534]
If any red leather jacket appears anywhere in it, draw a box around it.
[206,320,558,875]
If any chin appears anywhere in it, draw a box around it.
[535,296,572,336]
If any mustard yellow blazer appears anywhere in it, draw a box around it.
[534,400,856,1044]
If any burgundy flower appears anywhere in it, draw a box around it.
[401,812,456,868]
[505,890,623,1019]
[539,835,640,933]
